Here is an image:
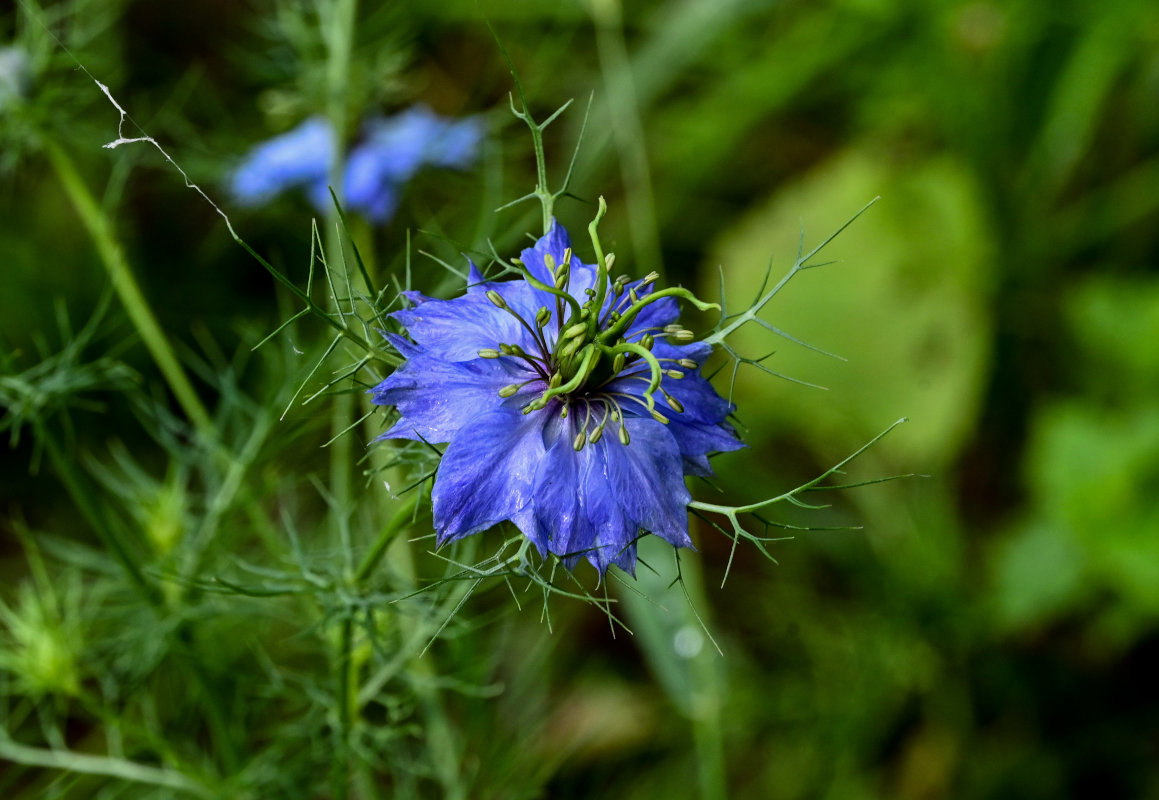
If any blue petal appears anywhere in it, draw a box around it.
[603,417,693,551]
[432,408,547,547]
[392,290,544,363]
[605,341,743,474]
[519,220,599,299]
[370,336,535,443]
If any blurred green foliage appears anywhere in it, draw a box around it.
[3,0,1159,798]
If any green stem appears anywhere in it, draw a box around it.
[354,490,426,583]
[591,0,664,275]
[322,3,360,798]
[43,138,216,441]
[388,534,465,800]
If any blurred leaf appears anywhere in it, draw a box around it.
[708,147,994,467]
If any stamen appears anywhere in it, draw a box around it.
[562,322,587,340]
[478,348,500,359]
[486,290,507,309]
[665,369,685,379]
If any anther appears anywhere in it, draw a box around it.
[478,348,500,359]
[640,271,659,287]
[678,358,698,369]
[640,334,655,350]
[663,390,684,413]
[563,247,573,266]
[498,384,521,398]
[612,352,626,374]
[665,369,685,379]
[604,253,616,271]
[671,329,695,342]
[573,430,587,451]
[548,372,562,389]
[536,307,551,327]
[588,426,604,444]
[650,409,670,424]
[486,290,506,309]
[544,253,557,273]
[562,322,587,340]
[618,423,631,445]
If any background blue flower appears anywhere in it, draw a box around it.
[230,107,481,223]
[372,221,742,574]
[228,116,333,209]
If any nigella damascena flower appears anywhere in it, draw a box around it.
[229,116,334,209]
[345,106,483,222]
[229,106,481,223]
[370,220,743,575]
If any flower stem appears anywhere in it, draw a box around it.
[321,3,360,798]
[43,137,216,441]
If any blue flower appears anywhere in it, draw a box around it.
[229,107,482,223]
[345,106,483,223]
[370,221,743,575]
[229,116,334,209]
[0,46,31,109]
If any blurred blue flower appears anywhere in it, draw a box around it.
[230,106,482,223]
[345,106,483,222]
[370,221,742,575]
[0,46,31,109]
[229,116,334,209]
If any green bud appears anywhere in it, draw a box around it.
[486,290,506,309]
